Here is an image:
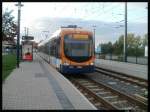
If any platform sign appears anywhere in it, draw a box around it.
[22,36,34,40]
[73,34,88,40]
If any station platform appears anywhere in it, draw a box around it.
[95,59,148,80]
[2,53,96,110]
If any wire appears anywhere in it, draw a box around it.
[83,3,120,20]
[99,4,123,18]
[115,20,125,23]
[128,16,147,22]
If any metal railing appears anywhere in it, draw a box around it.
[96,53,148,65]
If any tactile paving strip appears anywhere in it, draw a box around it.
[39,61,74,109]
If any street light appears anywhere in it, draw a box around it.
[124,2,127,62]
[15,2,23,68]
[92,25,96,56]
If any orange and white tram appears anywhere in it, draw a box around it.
[38,25,95,74]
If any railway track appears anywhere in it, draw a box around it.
[38,54,148,110]
[95,67,148,96]
[95,67,148,102]
[95,66,148,88]
[69,76,147,111]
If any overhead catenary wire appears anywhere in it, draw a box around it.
[41,3,146,41]
[88,3,146,23]
[92,4,146,30]
[83,3,120,20]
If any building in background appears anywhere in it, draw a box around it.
[2,39,16,55]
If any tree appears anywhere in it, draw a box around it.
[113,35,124,55]
[126,33,136,56]
[111,33,144,56]
[2,8,17,41]
[126,33,143,56]
[100,41,113,55]
[98,33,146,57]
[134,35,143,57]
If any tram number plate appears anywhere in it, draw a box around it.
[77,66,82,68]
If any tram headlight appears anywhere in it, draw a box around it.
[64,62,69,66]
[90,62,94,65]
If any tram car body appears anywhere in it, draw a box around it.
[38,25,95,74]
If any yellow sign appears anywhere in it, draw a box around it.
[73,34,88,40]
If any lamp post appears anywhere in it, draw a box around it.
[15,2,23,68]
[124,2,127,62]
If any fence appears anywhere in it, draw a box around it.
[2,47,22,60]
[96,53,148,65]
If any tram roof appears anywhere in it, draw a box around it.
[38,27,92,47]
[38,29,61,47]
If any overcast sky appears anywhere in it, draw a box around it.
[2,2,148,47]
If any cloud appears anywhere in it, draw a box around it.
[128,2,147,8]
[20,17,147,47]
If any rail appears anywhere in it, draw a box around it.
[95,66,148,88]
[69,76,147,111]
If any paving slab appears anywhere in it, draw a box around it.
[95,59,147,80]
[3,53,96,110]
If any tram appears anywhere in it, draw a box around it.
[38,25,95,74]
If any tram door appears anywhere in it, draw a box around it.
[22,43,33,61]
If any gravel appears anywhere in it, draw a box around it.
[84,72,147,97]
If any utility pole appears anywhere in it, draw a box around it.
[92,25,96,56]
[24,27,26,36]
[15,2,23,68]
[27,28,29,36]
[124,2,127,62]
[24,27,29,36]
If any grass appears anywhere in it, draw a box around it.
[2,54,17,81]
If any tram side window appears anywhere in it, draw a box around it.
[55,38,60,58]
[49,38,60,57]
[57,37,61,58]
[44,44,46,54]
[50,42,53,56]
[54,39,57,57]
[41,46,44,53]
[42,46,45,53]
[53,40,55,57]
[50,41,52,56]
[55,39,57,58]
[44,45,47,54]
[48,42,51,55]
[45,43,49,55]
[50,40,55,57]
